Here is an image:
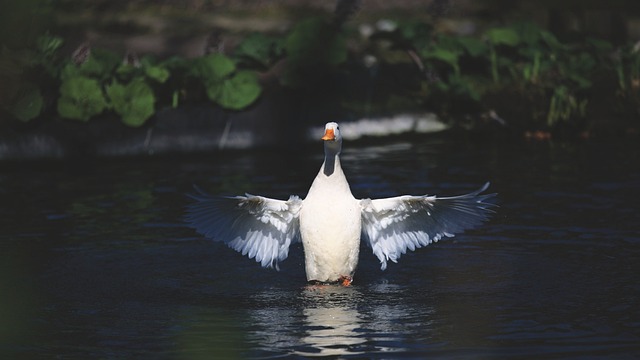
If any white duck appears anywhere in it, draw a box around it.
[186,122,495,286]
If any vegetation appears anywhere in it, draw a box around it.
[1,34,264,127]
[387,20,640,134]
[1,3,639,137]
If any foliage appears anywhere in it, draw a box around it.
[1,35,263,125]
[0,33,63,121]
[372,19,637,131]
[2,13,640,136]
[8,83,44,122]
[547,86,588,127]
[192,54,261,110]
[106,79,155,127]
[612,44,640,117]
[234,32,284,69]
[57,76,108,121]
[61,48,121,81]
[485,27,520,83]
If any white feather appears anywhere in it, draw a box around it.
[186,122,496,282]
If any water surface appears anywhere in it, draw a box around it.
[1,136,639,358]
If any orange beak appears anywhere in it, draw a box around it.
[321,128,335,141]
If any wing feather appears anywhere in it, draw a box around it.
[360,182,496,270]
[185,187,302,269]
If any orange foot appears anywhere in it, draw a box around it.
[338,275,353,287]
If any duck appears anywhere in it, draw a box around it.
[186,122,496,286]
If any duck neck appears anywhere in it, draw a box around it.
[322,142,342,177]
[323,154,338,176]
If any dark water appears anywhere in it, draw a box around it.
[1,135,639,359]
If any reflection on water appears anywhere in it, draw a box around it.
[1,138,640,358]
[299,305,364,356]
[245,282,426,357]
[246,286,371,357]
[297,286,366,357]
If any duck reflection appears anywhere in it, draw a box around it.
[295,285,367,357]
[248,282,420,356]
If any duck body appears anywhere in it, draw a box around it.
[300,156,361,283]
[186,122,496,285]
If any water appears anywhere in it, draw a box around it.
[1,135,639,359]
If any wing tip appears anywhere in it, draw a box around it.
[466,182,498,208]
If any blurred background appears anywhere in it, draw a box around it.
[1,0,640,158]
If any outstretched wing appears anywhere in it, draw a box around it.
[185,187,302,269]
[360,182,496,270]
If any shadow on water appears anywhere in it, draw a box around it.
[1,135,639,358]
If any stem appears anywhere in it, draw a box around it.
[532,52,540,82]
[172,91,179,108]
[490,46,499,83]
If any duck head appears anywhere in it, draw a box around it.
[321,122,343,176]
[322,122,342,154]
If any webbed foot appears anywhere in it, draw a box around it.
[338,275,353,286]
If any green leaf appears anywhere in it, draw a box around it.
[106,79,155,127]
[424,48,459,66]
[540,30,564,50]
[193,53,262,109]
[195,53,236,83]
[57,76,108,121]
[144,65,170,83]
[60,62,80,80]
[36,33,64,58]
[10,83,43,121]
[88,48,121,71]
[172,91,179,108]
[234,32,283,67]
[486,28,520,46]
[207,70,261,110]
[457,36,488,57]
[57,98,86,120]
